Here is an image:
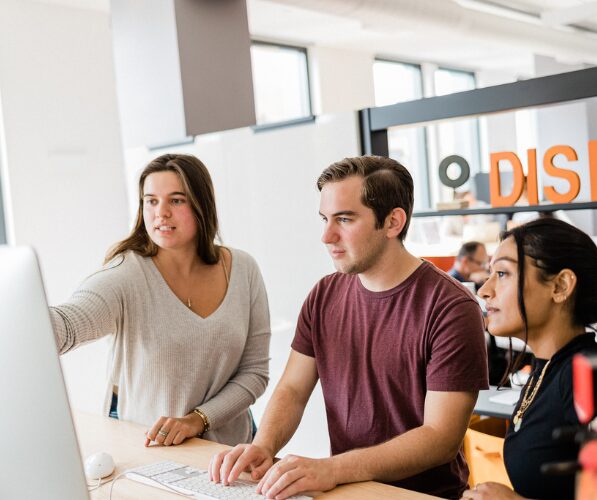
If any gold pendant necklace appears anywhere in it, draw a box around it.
[185,253,228,311]
[512,359,551,432]
[187,273,195,309]
[186,267,196,309]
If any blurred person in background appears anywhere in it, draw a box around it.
[448,241,489,290]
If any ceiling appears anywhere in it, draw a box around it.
[36,0,597,78]
[247,0,597,77]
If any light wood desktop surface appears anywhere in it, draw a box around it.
[74,412,442,500]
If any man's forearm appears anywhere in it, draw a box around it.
[330,424,461,485]
[252,385,308,456]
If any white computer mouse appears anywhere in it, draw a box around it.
[84,451,115,479]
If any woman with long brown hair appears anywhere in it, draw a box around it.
[51,153,270,447]
[462,218,597,500]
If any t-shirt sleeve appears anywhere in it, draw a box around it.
[291,285,317,358]
[426,298,489,392]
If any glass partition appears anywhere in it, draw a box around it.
[399,96,597,251]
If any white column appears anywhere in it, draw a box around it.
[0,0,129,413]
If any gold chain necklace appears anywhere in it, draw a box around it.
[512,359,551,432]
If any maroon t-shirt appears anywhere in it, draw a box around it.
[292,261,488,499]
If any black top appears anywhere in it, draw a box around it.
[504,333,597,500]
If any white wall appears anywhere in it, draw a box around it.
[476,70,518,174]
[586,99,597,235]
[309,46,375,115]
[0,0,129,413]
[533,55,595,234]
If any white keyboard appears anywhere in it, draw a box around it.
[126,461,311,499]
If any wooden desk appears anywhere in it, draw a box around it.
[74,413,441,499]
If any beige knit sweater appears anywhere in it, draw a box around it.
[50,248,270,446]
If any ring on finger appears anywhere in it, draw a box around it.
[158,429,168,437]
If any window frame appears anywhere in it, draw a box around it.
[250,40,315,132]
[373,58,424,105]
[433,66,477,95]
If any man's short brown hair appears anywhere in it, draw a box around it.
[456,241,484,261]
[317,156,414,241]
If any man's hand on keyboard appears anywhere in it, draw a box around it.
[145,413,204,447]
[257,455,337,500]
[210,443,274,486]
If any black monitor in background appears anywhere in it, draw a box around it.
[0,246,90,499]
[473,171,514,205]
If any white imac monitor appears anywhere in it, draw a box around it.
[0,246,89,499]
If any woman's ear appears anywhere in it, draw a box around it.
[385,208,407,239]
[552,269,577,304]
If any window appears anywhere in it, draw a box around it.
[250,42,312,126]
[434,68,475,96]
[373,60,429,209]
[373,60,423,106]
[431,68,481,204]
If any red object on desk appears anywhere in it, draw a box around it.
[580,441,597,471]
[573,354,596,424]
[421,256,455,272]
[578,442,597,500]
[574,353,597,500]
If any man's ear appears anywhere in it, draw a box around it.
[385,208,407,239]
[552,268,577,304]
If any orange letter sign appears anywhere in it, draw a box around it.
[490,152,524,207]
[526,149,539,205]
[543,146,580,204]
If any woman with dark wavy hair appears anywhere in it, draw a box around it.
[51,153,270,447]
[462,218,597,500]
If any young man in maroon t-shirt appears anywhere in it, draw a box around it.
[210,156,488,499]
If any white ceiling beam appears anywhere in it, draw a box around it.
[454,0,540,25]
[541,1,597,27]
